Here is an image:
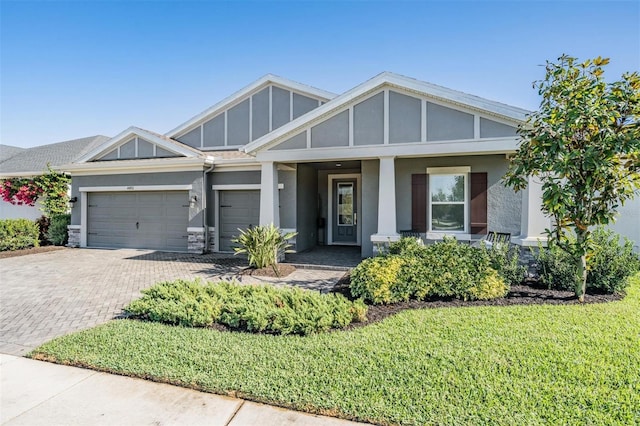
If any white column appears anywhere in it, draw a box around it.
[513,176,550,246]
[371,156,400,243]
[259,161,280,227]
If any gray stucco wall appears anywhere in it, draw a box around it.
[394,156,521,235]
[361,160,379,258]
[71,171,205,228]
[295,164,318,252]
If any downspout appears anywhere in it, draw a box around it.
[203,156,215,252]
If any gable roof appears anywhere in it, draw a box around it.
[0,145,27,163]
[0,135,110,176]
[242,72,531,154]
[165,74,338,139]
[76,126,204,163]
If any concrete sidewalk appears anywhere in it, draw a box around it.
[0,355,363,426]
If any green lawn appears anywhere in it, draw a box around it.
[30,275,640,425]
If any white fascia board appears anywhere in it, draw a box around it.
[62,157,208,176]
[254,137,519,163]
[243,72,531,155]
[382,72,531,121]
[165,74,337,139]
[76,126,201,163]
[0,171,47,178]
[211,183,284,190]
[79,184,193,192]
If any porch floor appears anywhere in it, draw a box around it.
[285,245,362,270]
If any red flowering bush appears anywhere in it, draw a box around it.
[0,166,70,216]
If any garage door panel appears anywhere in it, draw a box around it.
[87,191,189,252]
[219,190,260,252]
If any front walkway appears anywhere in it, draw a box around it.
[0,248,346,356]
[285,245,362,269]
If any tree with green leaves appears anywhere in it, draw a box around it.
[504,55,640,301]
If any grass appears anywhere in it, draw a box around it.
[30,275,640,425]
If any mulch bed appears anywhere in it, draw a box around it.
[0,245,66,259]
[331,272,624,330]
[239,263,297,278]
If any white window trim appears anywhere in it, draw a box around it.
[426,166,471,238]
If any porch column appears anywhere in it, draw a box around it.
[371,156,400,243]
[259,161,280,227]
[512,176,550,246]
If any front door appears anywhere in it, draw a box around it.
[332,179,357,244]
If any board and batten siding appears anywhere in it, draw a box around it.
[268,88,518,151]
[175,85,324,149]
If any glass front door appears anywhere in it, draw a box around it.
[333,179,357,244]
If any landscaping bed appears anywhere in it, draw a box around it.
[332,273,623,330]
[0,245,66,259]
[30,274,640,425]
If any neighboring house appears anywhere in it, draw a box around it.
[0,136,109,220]
[61,72,639,255]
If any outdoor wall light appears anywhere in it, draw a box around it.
[189,195,198,207]
[68,196,78,208]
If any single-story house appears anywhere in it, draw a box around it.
[0,136,109,220]
[60,72,639,255]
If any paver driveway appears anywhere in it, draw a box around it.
[0,248,345,356]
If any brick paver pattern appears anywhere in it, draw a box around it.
[0,248,346,356]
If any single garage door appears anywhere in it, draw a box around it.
[87,191,189,252]
[219,190,260,252]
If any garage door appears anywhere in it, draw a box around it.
[219,190,260,252]
[87,191,189,252]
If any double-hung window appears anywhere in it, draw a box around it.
[427,167,470,233]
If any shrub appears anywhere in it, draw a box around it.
[0,218,40,251]
[388,237,427,257]
[125,279,220,327]
[482,242,526,285]
[418,238,507,301]
[35,216,51,245]
[351,237,508,304]
[233,224,297,270]
[588,228,640,293]
[46,214,70,246]
[350,256,406,304]
[125,279,367,335]
[536,228,640,294]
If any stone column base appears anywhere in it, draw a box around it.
[67,225,80,248]
[187,228,205,254]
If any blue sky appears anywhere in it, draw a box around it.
[1,0,638,148]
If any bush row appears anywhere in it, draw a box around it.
[536,228,640,294]
[351,237,523,304]
[0,214,70,251]
[0,219,40,251]
[125,279,368,335]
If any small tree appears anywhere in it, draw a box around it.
[504,55,640,301]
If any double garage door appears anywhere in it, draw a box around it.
[87,191,189,252]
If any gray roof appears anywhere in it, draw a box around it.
[0,135,110,175]
[0,145,27,163]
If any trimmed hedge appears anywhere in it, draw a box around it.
[0,218,40,251]
[125,279,367,335]
[352,237,510,304]
[537,228,640,294]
